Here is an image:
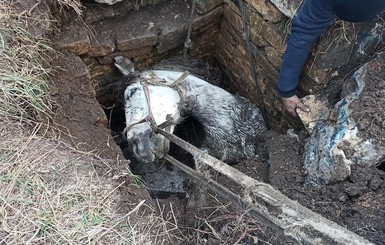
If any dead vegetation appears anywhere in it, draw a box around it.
[0,1,184,244]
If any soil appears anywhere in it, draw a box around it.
[21,0,385,244]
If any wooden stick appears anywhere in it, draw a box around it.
[158,128,374,245]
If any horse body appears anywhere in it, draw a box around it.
[117,57,266,164]
[147,70,266,163]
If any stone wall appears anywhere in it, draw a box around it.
[53,0,223,105]
[53,0,385,131]
[217,0,385,131]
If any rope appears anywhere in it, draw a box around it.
[236,0,267,118]
[183,0,196,59]
[122,72,190,138]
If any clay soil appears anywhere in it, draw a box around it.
[50,40,385,245]
[23,0,385,244]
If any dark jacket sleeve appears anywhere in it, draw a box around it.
[278,0,336,98]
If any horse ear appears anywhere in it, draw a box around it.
[114,56,135,76]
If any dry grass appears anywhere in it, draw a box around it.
[0,1,53,119]
[0,1,184,244]
[0,120,183,244]
[183,194,279,245]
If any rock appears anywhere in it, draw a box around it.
[344,183,367,198]
[88,31,115,57]
[304,52,385,186]
[195,0,223,15]
[297,95,328,134]
[53,22,90,55]
[116,31,158,52]
[269,0,303,18]
[193,5,223,32]
[368,175,383,191]
[247,0,285,23]
[94,0,124,5]
[248,11,285,52]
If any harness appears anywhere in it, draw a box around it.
[122,71,190,138]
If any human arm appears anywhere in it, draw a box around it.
[278,0,336,114]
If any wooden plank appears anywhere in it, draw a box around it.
[157,128,374,245]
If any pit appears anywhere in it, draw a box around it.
[47,0,385,243]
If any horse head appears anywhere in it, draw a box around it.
[116,56,181,163]
[125,122,170,163]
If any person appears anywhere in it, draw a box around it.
[278,0,385,116]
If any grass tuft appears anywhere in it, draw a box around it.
[0,121,183,244]
[0,2,55,119]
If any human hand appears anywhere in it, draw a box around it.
[282,95,309,116]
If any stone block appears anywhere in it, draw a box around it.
[97,47,155,65]
[90,64,115,79]
[219,19,247,55]
[195,0,223,14]
[269,0,302,18]
[116,27,158,51]
[249,26,268,47]
[249,11,285,52]
[246,0,285,23]
[157,27,187,54]
[88,30,116,57]
[53,22,90,55]
[64,54,90,81]
[133,48,176,70]
[190,43,216,58]
[223,2,243,31]
[192,24,219,47]
[84,0,168,23]
[193,6,223,32]
[216,36,252,80]
[250,44,279,81]
[303,59,333,85]
[265,46,283,69]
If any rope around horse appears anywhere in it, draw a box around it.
[122,71,190,138]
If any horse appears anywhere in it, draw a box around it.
[114,56,266,164]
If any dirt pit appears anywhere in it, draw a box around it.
[43,0,385,244]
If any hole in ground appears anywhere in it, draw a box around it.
[377,160,385,172]
[101,57,220,199]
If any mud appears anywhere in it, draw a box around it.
[35,0,385,244]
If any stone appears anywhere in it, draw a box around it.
[97,47,155,65]
[53,22,90,55]
[157,27,187,54]
[190,43,216,58]
[88,30,116,57]
[90,65,114,79]
[344,183,367,198]
[265,46,283,69]
[248,11,285,52]
[192,24,219,48]
[269,0,303,18]
[155,1,191,53]
[368,175,383,191]
[304,52,385,186]
[246,0,285,23]
[223,2,243,31]
[193,6,223,32]
[250,44,279,81]
[296,95,328,134]
[249,27,268,47]
[116,31,158,52]
[195,0,223,14]
[94,0,124,5]
[219,19,247,55]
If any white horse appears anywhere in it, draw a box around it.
[114,56,266,164]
